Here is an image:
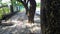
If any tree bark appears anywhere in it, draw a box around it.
[41,0,60,34]
[17,0,36,23]
[28,0,36,23]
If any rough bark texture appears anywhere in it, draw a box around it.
[41,0,60,34]
[28,0,36,23]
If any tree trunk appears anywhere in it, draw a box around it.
[17,0,28,15]
[41,0,60,34]
[10,0,13,13]
[17,0,36,23]
[28,0,36,23]
[10,5,13,13]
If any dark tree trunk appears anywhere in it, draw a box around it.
[28,0,36,23]
[10,0,13,13]
[10,5,13,13]
[17,0,36,23]
[41,0,60,34]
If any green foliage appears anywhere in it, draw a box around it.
[2,7,10,14]
[0,7,10,19]
[0,8,3,19]
[11,0,22,6]
[2,2,7,5]
[36,3,40,8]
[0,0,24,19]
[17,2,23,6]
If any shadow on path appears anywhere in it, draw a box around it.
[0,11,41,34]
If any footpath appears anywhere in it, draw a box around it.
[0,11,41,34]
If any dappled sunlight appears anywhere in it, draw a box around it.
[0,19,40,34]
[0,8,40,34]
[16,21,41,34]
[0,0,40,34]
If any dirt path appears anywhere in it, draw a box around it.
[0,12,41,34]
